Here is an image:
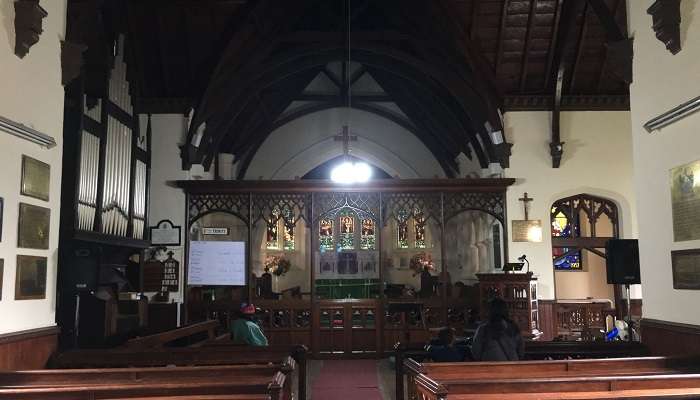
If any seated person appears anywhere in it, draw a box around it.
[230,303,268,346]
[426,327,467,362]
[471,298,523,361]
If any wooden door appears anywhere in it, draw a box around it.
[313,299,381,358]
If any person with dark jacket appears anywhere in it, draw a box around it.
[427,327,467,362]
[471,297,524,361]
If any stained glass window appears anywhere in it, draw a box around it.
[339,212,355,250]
[282,208,295,251]
[266,220,279,250]
[397,210,410,249]
[553,247,582,270]
[414,211,426,249]
[551,209,571,237]
[360,218,376,250]
[319,219,334,251]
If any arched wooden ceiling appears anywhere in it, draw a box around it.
[81,0,630,172]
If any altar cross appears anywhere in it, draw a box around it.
[519,192,534,220]
[333,125,357,156]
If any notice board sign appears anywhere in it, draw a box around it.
[188,241,246,286]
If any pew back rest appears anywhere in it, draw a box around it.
[0,370,287,400]
[124,320,219,349]
[0,360,295,387]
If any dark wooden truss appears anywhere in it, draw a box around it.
[69,0,631,171]
[67,0,631,170]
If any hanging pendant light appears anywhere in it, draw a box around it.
[330,0,372,184]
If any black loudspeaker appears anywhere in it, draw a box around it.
[65,245,100,291]
[606,239,641,284]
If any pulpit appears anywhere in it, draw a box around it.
[477,272,541,339]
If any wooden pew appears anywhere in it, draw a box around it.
[413,372,700,399]
[394,340,651,400]
[123,320,219,349]
[0,369,286,400]
[0,362,293,399]
[49,345,307,399]
[197,343,308,400]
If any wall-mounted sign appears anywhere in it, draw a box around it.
[512,220,543,242]
[671,249,700,290]
[143,251,179,293]
[203,227,229,235]
[671,160,700,242]
[150,219,181,246]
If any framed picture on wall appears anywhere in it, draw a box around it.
[20,155,50,201]
[15,255,47,300]
[671,249,700,290]
[18,203,50,249]
[0,197,3,242]
[0,259,4,301]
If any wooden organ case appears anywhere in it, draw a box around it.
[58,3,150,349]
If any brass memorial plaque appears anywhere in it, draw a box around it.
[18,203,50,249]
[671,160,700,241]
[511,220,543,242]
[671,250,700,290]
[20,155,50,201]
[15,255,47,300]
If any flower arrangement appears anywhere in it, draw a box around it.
[410,252,435,276]
[264,255,291,276]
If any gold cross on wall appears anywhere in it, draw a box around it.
[333,125,358,156]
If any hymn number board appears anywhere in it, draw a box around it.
[143,251,179,293]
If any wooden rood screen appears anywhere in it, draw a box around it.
[177,179,514,357]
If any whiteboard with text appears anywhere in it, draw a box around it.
[188,241,246,286]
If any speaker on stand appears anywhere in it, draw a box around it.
[605,239,640,341]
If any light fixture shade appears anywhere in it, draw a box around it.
[331,161,372,184]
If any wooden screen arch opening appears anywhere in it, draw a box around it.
[550,193,623,340]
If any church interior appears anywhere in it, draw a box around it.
[1,0,700,399]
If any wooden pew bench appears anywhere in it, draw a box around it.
[413,372,700,400]
[0,371,286,400]
[0,362,293,400]
[394,340,651,400]
[123,320,220,349]
[48,346,306,399]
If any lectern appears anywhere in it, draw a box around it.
[477,272,541,339]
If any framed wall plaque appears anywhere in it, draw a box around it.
[671,249,700,290]
[15,255,47,300]
[18,202,50,249]
[671,160,700,242]
[0,259,4,300]
[0,197,3,242]
[150,219,181,246]
[21,155,50,201]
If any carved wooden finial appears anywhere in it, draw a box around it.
[647,0,682,55]
[14,0,48,59]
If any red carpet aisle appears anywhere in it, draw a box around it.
[311,360,384,400]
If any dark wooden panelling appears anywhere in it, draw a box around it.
[538,300,556,341]
[640,318,700,356]
[0,326,59,370]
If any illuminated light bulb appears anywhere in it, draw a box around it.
[330,161,373,184]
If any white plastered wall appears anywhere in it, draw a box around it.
[504,111,639,301]
[244,108,447,179]
[0,0,67,334]
[628,0,700,325]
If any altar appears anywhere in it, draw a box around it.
[177,178,516,357]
